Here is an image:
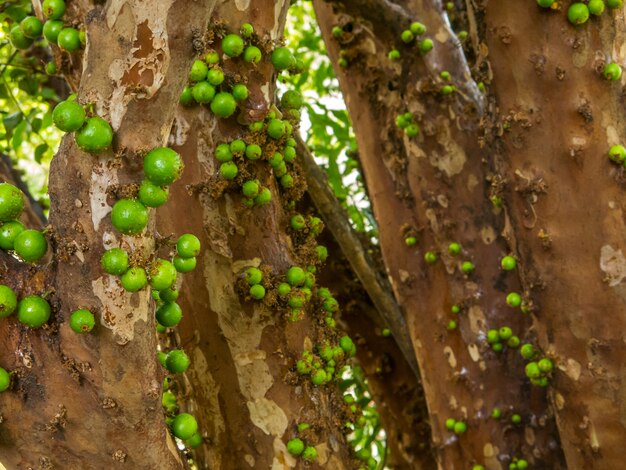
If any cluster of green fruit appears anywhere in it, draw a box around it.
[438,70,457,95]
[486,326,520,352]
[160,380,202,448]
[444,417,467,435]
[286,423,318,461]
[278,266,316,320]
[395,111,420,138]
[399,21,434,55]
[0,284,50,329]
[295,336,356,385]
[9,0,83,54]
[537,0,623,25]
[52,98,114,153]
[520,344,553,387]
[0,183,48,262]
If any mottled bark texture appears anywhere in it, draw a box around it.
[314,0,573,468]
[0,1,215,468]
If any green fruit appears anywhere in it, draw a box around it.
[401,30,414,43]
[0,183,24,223]
[280,174,293,188]
[268,152,283,168]
[215,143,233,162]
[0,285,18,318]
[101,248,129,275]
[445,418,456,430]
[286,438,304,456]
[179,86,194,106]
[120,267,147,292]
[171,413,198,440]
[267,119,286,139]
[57,28,81,52]
[339,336,354,353]
[42,0,66,19]
[286,267,305,286]
[17,295,51,328]
[537,0,554,6]
[424,251,438,264]
[230,139,246,155]
[149,259,177,291]
[111,199,148,235]
[191,81,215,103]
[205,51,219,64]
[283,146,296,162]
[281,90,304,110]
[43,20,64,43]
[156,302,182,327]
[20,16,43,38]
[144,147,183,185]
[222,34,244,57]
[75,117,113,153]
[388,49,400,60]
[210,92,237,118]
[607,0,623,8]
[245,267,263,285]
[186,433,202,448]
[219,162,238,180]
[160,286,179,302]
[207,68,224,86]
[254,188,271,205]
[45,62,57,75]
[10,26,34,49]
[232,84,249,101]
[498,326,513,341]
[501,255,517,271]
[461,261,475,274]
[567,3,590,24]
[52,100,86,132]
[249,284,266,300]
[69,309,95,333]
[138,180,169,208]
[453,421,467,434]
[176,234,201,259]
[316,245,328,262]
[0,220,25,250]
[271,47,294,70]
[173,254,196,272]
[525,362,541,379]
[0,367,10,392]
[410,22,426,35]
[538,358,553,373]
[189,60,208,82]
[520,344,536,360]
[332,26,343,38]
[277,283,291,297]
[165,349,190,374]
[14,230,47,262]
[242,180,260,198]
[588,0,605,14]
[419,38,433,54]
[506,292,522,308]
[604,62,622,81]
[311,369,327,385]
[241,23,254,38]
[245,144,262,160]
[243,46,262,63]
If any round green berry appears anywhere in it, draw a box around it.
[290,215,306,230]
[501,255,517,271]
[506,292,522,308]
[189,60,208,82]
[219,162,238,180]
[186,433,202,448]
[567,3,589,25]
[517,460,529,470]
[149,259,177,291]
[267,119,286,139]
[525,361,541,379]
[286,267,306,286]
[243,45,262,63]
[424,251,438,264]
[0,183,24,222]
[538,358,553,373]
[191,81,215,103]
[230,139,246,156]
[14,229,47,262]
[111,199,148,235]
[302,446,318,461]
[43,20,64,43]
[388,49,401,60]
[245,144,262,160]
[588,0,606,14]
[144,147,183,186]
[179,86,194,106]
[9,26,34,49]
[0,220,25,250]
[156,302,183,327]
[536,0,554,7]
[419,39,434,54]
[232,84,249,102]
[520,344,536,360]
[211,92,237,118]
[286,438,304,456]
[215,143,233,162]
[120,267,147,292]
[101,248,129,275]
[453,421,467,434]
[604,62,622,81]
[311,369,327,385]
[205,51,220,64]
[511,414,522,424]
[69,309,95,334]
[245,267,263,285]
[461,261,475,274]
[492,407,502,419]
[507,336,520,348]
[401,30,414,43]
[57,27,81,52]
[18,295,51,328]
[609,145,626,163]
[498,326,513,341]
[607,0,623,7]
[165,349,190,374]
[53,100,86,132]
[138,180,169,208]
[445,418,456,430]
[75,117,113,153]
[173,255,196,273]
[207,68,225,86]
[281,90,304,110]
[277,283,291,297]
[222,34,244,57]
[271,47,295,70]
[20,16,43,39]
[160,286,179,302]
[240,23,254,38]
[254,188,272,205]
[283,146,296,162]
[0,285,18,318]
[170,413,198,440]
[0,367,10,392]
[176,234,201,258]
[45,62,57,75]
[410,22,426,35]
[486,329,499,344]
[42,0,66,19]
[249,284,266,300]
[242,180,260,199]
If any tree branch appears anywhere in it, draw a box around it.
[298,136,420,378]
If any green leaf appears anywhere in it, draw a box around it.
[34,143,48,163]
[3,110,22,131]
[11,119,26,150]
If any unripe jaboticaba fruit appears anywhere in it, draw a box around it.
[43,20,64,43]
[165,349,190,374]
[189,60,208,82]
[0,285,18,318]
[75,117,113,153]
[176,234,201,258]
[0,183,24,222]
[101,248,129,275]
[14,229,48,262]
[191,81,215,103]
[111,199,149,235]
[144,147,184,186]
[148,259,177,291]
[52,100,86,132]
[120,267,147,292]
[243,46,262,63]
[0,367,10,392]
[271,47,295,70]
[138,180,169,208]
[10,26,34,49]
[156,301,183,327]
[69,309,95,333]
[57,27,81,52]
[222,34,245,57]
[170,413,198,440]
[17,295,51,328]
[173,255,196,273]
[210,92,237,118]
[20,16,43,39]
[42,0,66,19]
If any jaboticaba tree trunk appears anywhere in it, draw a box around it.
[155,1,355,469]
[314,0,565,468]
[0,1,215,468]
[483,3,626,468]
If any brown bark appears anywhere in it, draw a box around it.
[314,0,565,468]
[0,1,215,468]
[483,3,626,468]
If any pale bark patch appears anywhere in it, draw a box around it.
[247,398,289,436]
[600,244,626,286]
